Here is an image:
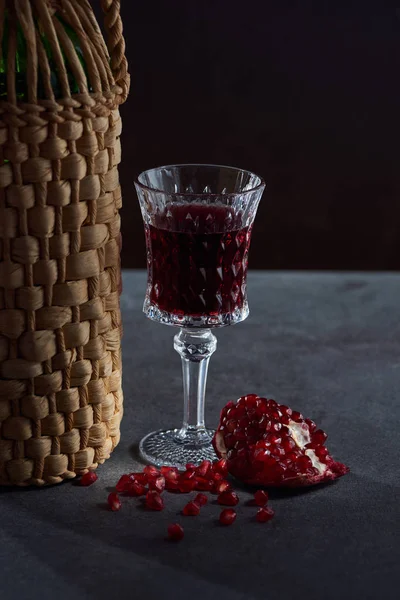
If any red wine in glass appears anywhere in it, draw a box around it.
[145,204,252,317]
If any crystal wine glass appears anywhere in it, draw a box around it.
[135,164,265,468]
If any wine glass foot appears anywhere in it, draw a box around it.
[139,428,217,468]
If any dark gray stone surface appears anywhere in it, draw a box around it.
[1,271,399,600]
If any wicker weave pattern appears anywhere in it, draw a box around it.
[0,0,129,486]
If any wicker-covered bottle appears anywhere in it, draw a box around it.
[0,0,129,486]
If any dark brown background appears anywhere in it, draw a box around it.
[110,2,400,270]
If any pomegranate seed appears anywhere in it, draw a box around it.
[254,490,269,506]
[182,501,200,516]
[279,404,293,417]
[125,481,147,497]
[282,437,296,452]
[165,479,180,492]
[185,463,196,471]
[291,411,303,421]
[149,476,165,493]
[160,466,177,476]
[312,429,328,445]
[217,491,239,506]
[196,460,212,477]
[194,493,208,506]
[213,480,232,494]
[130,472,148,485]
[315,445,329,460]
[195,477,213,491]
[180,469,196,480]
[164,469,179,482]
[108,492,121,511]
[305,418,316,432]
[264,433,282,445]
[219,508,236,525]
[266,399,278,408]
[80,471,98,486]
[116,474,133,492]
[256,507,275,522]
[178,478,196,493]
[145,490,164,511]
[213,458,228,477]
[167,523,184,541]
[144,465,159,478]
[296,455,313,471]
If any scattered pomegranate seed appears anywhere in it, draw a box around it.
[167,523,184,541]
[163,468,179,482]
[178,478,196,493]
[125,481,147,497]
[145,490,164,511]
[130,472,148,485]
[194,477,213,491]
[180,469,196,480]
[165,479,179,492]
[196,460,212,477]
[194,493,208,506]
[108,492,122,511]
[160,466,176,476]
[217,490,239,506]
[185,463,196,471]
[116,474,133,492]
[148,476,166,493]
[254,490,269,506]
[219,508,237,525]
[80,471,98,486]
[144,465,160,478]
[256,507,275,523]
[213,480,232,494]
[182,501,200,516]
[212,458,228,477]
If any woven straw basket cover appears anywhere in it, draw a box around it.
[0,0,130,486]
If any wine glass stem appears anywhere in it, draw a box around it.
[173,328,217,446]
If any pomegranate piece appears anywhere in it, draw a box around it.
[80,471,98,486]
[148,476,166,493]
[256,507,275,523]
[219,508,237,525]
[213,395,349,487]
[125,481,147,497]
[194,493,208,506]
[108,492,122,511]
[217,490,239,506]
[254,490,269,506]
[145,490,164,511]
[167,523,184,541]
[182,501,200,516]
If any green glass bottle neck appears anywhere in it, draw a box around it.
[0,9,91,101]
